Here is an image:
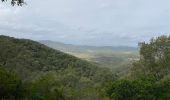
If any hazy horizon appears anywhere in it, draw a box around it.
[39,39,139,48]
[0,0,170,46]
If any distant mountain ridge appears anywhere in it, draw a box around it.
[39,40,138,53]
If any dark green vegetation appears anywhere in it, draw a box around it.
[0,66,23,99]
[105,35,170,100]
[0,35,115,100]
[0,35,170,100]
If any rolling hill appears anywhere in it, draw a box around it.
[0,35,114,100]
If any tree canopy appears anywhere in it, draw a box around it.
[0,35,115,99]
[105,35,170,100]
[1,0,24,6]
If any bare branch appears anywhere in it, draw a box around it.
[1,0,25,6]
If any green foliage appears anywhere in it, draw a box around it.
[153,76,170,100]
[0,66,23,99]
[26,74,65,100]
[106,76,170,100]
[105,35,170,100]
[0,35,115,99]
[105,77,155,100]
[1,35,169,99]
[0,66,65,99]
[132,35,170,80]
[0,35,100,79]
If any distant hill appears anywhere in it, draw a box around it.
[0,35,114,99]
[39,40,138,54]
[39,40,139,75]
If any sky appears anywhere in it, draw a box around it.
[0,0,170,47]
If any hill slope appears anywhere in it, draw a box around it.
[0,36,98,78]
[0,35,114,99]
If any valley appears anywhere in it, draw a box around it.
[0,35,170,100]
[40,40,139,75]
[0,0,170,99]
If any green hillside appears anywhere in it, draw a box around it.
[1,35,169,100]
[0,35,115,100]
[0,35,98,79]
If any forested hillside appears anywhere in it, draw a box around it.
[1,0,170,100]
[0,35,170,100]
[0,35,115,100]
[0,35,99,79]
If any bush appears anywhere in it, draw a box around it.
[0,66,23,99]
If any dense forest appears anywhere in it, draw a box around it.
[0,35,170,100]
[0,35,115,100]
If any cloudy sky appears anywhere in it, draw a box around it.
[0,0,170,46]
